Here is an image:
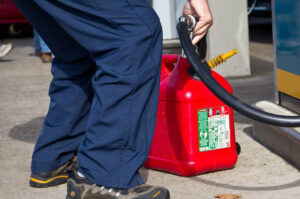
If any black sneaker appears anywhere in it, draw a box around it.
[30,156,77,188]
[66,170,170,199]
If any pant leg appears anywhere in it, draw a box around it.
[33,29,51,53]
[38,34,51,53]
[12,0,96,173]
[33,30,41,53]
[33,0,162,188]
[31,58,95,172]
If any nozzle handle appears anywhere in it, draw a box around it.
[179,15,197,31]
[179,15,207,60]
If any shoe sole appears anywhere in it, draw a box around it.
[66,191,170,199]
[30,175,68,188]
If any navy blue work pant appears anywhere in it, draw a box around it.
[12,0,162,189]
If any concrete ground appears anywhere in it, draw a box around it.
[0,24,299,199]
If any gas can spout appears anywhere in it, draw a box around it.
[208,49,238,69]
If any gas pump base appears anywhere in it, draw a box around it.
[253,101,300,170]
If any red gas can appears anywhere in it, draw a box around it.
[144,56,238,176]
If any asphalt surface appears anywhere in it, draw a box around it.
[0,25,299,199]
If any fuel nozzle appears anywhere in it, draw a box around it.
[207,49,238,69]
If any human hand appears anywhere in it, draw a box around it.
[183,0,213,45]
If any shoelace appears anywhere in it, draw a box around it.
[90,184,122,198]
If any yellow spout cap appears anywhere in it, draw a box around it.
[221,49,238,60]
[208,49,238,69]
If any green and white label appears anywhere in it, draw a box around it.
[198,106,231,152]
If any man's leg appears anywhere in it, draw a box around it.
[12,0,95,174]
[33,30,41,54]
[32,0,163,189]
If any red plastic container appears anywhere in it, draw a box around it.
[144,56,238,176]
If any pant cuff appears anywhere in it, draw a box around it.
[77,165,144,189]
[31,153,74,173]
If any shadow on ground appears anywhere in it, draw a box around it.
[0,59,14,63]
[9,116,44,143]
[191,177,300,191]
